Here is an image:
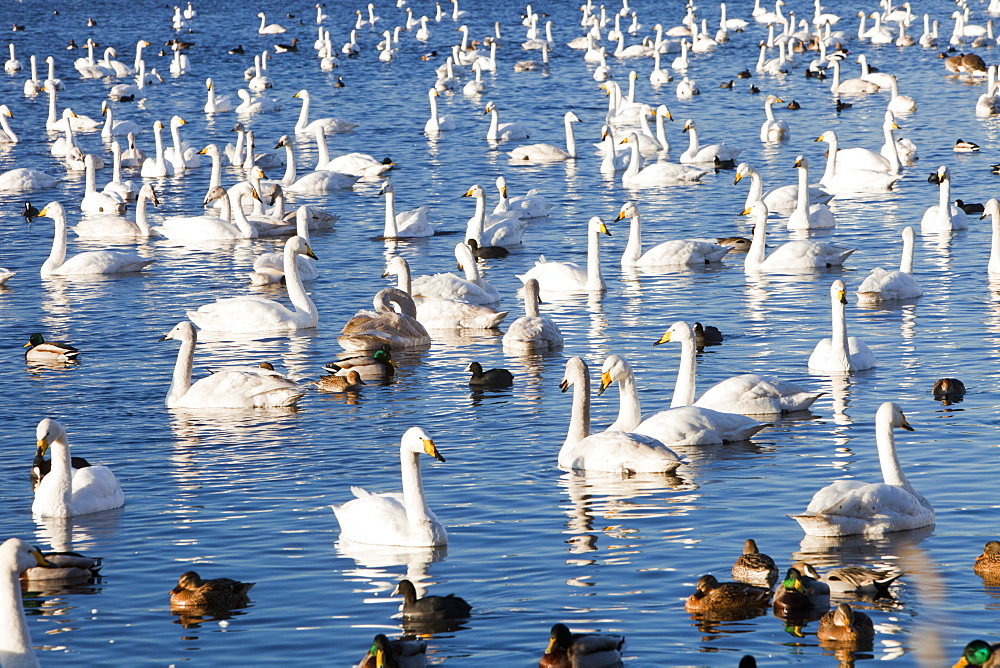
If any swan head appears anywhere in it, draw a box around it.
[740,199,769,217]
[682,119,696,133]
[140,184,160,206]
[565,111,582,123]
[815,130,835,143]
[198,144,218,157]
[619,132,639,145]
[559,356,589,393]
[171,115,187,128]
[495,176,507,196]
[462,184,484,198]
[1,538,52,574]
[981,198,1000,219]
[206,78,214,90]
[794,155,809,169]
[37,201,65,221]
[764,94,784,105]
[598,354,631,395]
[400,426,445,462]
[876,401,914,432]
[656,105,672,120]
[928,165,948,184]
[293,89,308,100]
[36,417,70,455]
[615,201,638,221]
[733,162,752,184]
[160,321,197,344]
[382,255,408,277]
[830,279,848,305]
[286,235,318,261]
[653,321,694,346]
[588,216,611,237]
[203,185,227,207]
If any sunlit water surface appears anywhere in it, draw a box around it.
[2,0,1000,665]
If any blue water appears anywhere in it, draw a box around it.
[1,0,999,664]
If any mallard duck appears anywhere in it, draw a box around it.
[31,447,90,489]
[468,362,513,387]
[23,551,101,581]
[393,579,471,619]
[933,378,966,403]
[817,603,875,643]
[716,236,751,252]
[731,539,778,588]
[314,370,365,392]
[955,139,981,153]
[358,634,426,668]
[795,561,901,598]
[954,640,1000,667]
[974,541,1000,580]
[773,566,830,615]
[539,623,625,668]
[324,347,397,380]
[684,574,771,614]
[169,571,254,609]
[24,333,79,362]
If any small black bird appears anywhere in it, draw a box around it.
[787,100,801,110]
[394,579,472,619]
[720,80,735,89]
[468,362,514,387]
[748,84,760,94]
[22,202,40,221]
[228,44,244,55]
[466,238,508,259]
[955,199,985,215]
[736,69,752,79]
[334,76,345,87]
[835,99,852,112]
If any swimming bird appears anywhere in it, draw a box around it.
[731,539,779,587]
[808,280,877,372]
[684,574,771,616]
[393,579,471,619]
[324,347,396,380]
[0,538,53,666]
[467,362,513,387]
[358,634,426,668]
[24,333,78,362]
[314,370,366,392]
[170,571,254,610]
[817,604,874,643]
[953,640,1000,667]
[540,623,625,668]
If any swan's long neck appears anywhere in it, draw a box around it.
[623,137,641,178]
[279,141,296,186]
[314,126,330,168]
[384,190,398,237]
[830,59,841,93]
[43,209,68,274]
[757,44,767,70]
[153,124,166,170]
[822,134,839,182]
[283,239,317,322]
[938,173,951,224]
[167,334,195,404]
[209,149,221,190]
[991,209,1000,274]
[614,365,643,431]
[393,261,412,294]
[428,91,440,126]
[744,169,763,208]
[765,99,777,122]
[831,289,850,366]
[295,93,310,132]
[900,228,915,274]
[564,368,592,446]
[135,190,152,236]
[686,125,700,156]
[672,339,697,407]
[622,211,642,265]
[46,87,56,127]
[586,225,604,291]
[745,208,768,270]
[882,122,900,173]
[465,192,486,243]
[231,191,257,237]
[84,158,97,195]
[875,413,911,490]
[111,143,123,184]
[37,438,73,517]
[0,557,36,667]
[488,108,499,139]
[399,448,434,537]
[47,58,56,82]
[249,172,265,216]
[655,112,669,152]
[794,163,809,216]
[563,116,577,157]
[170,122,185,173]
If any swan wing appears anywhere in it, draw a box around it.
[69,465,125,515]
[558,430,682,473]
[638,239,730,266]
[53,251,153,275]
[633,405,767,445]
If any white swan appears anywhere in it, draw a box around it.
[984,199,1000,274]
[818,124,899,174]
[517,216,610,293]
[828,58,879,94]
[857,227,922,302]
[411,242,499,304]
[649,323,822,415]
[815,131,900,193]
[424,88,456,135]
[293,89,355,134]
[680,119,743,164]
[675,76,701,98]
[74,183,157,239]
[36,202,153,276]
[204,78,233,113]
[560,357,683,473]
[617,201,729,267]
[622,133,708,186]
[248,206,320,285]
[4,43,22,72]
[384,256,507,329]
[159,322,304,408]
[80,155,125,214]
[155,184,258,242]
[140,120,174,177]
[332,427,447,547]
[791,402,933,536]
[598,346,768,445]
[380,180,434,238]
[508,111,580,160]
[760,94,790,141]
[502,278,564,352]
[100,101,141,139]
[886,75,917,114]
[23,55,42,96]
[32,418,124,517]
[0,538,52,667]
[315,131,392,176]
[921,166,968,231]
[787,156,835,230]
[493,176,552,219]
[337,288,431,351]
[162,115,200,172]
[462,183,525,248]
[743,200,854,272]
[235,88,279,114]
[257,12,286,34]
[188,237,317,332]
[102,139,138,202]
[43,56,63,91]
[808,279,877,372]
[274,134,359,193]
[0,167,60,192]
[484,101,530,140]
